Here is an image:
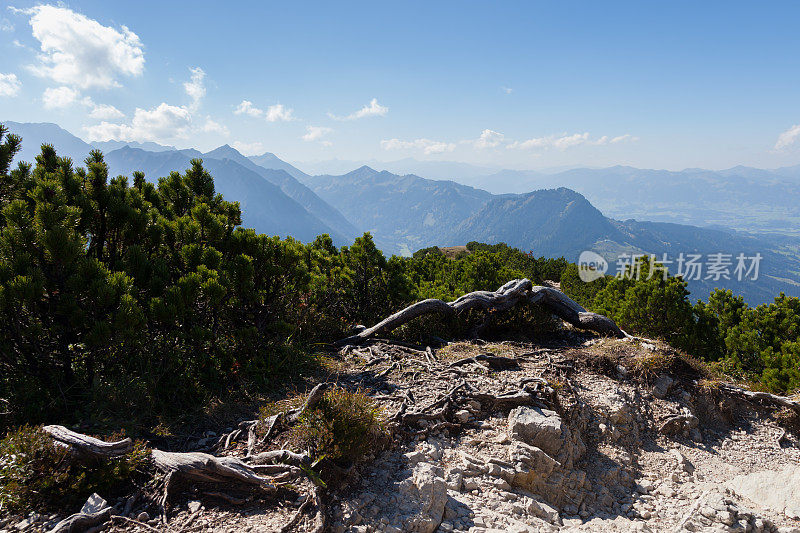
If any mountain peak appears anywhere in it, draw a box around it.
[349,165,378,176]
[205,144,244,159]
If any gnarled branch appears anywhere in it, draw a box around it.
[43,425,133,459]
[337,278,627,346]
[151,450,277,489]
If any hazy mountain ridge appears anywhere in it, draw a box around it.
[451,188,800,303]
[307,166,492,255]
[248,152,312,182]
[467,165,800,236]
[104,146,337,242]
[205,145,359,241]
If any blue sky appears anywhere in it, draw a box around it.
[2,1,800,170]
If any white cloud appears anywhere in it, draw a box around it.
[553,132,590,149]
[609,134,634,144]
[23,5,144,89]
[232,141,264,156]
[84,102,192,143]
[265,104,295,122]
[42,85,80,108]
[1,17,13,31]
[88,103,125,120]
[381,138,456,155]
[329,98,388,120]
[592,133,635,145]
[183,67,205,111]
[234,100,263,117]
[42,85,124,119]
[235,100,294,122]
[201,117,229,136]
[302,126,333,142]
[508,132,635,151]
[775,125,800,150]
[0,73,22,97]
[473,129,504,149]
[502,86,513,94]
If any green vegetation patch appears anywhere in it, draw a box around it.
[293,387,386,465]
[0,425,149,515]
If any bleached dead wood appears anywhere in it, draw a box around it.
[246,449,312,467]
[43,425,133,459]
[151,449,277,488]
[48,508,111,533]
[336,279,627,346]
[447,353,521,370]
[718,383,800,414]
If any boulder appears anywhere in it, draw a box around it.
[397,462,447,533]
[596,392,634,426]
[526,497,561,525]
[652,375,673,399]
[727,465,800,520]
[509,442,560,475]
[508,406,564,457]
[80,493,108,514]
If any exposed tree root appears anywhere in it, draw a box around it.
[39,383,336,532]
[448,353,521,371]
[218,383,329,455]
[310,486,327,533]
[279,493,315,533]
[109,515,161,533]
[151,450,278,488]
[336,279,628,346]
[246,449,312,467]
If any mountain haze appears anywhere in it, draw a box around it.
[205,145,359,241]
[249,152,312,182]
[105,146,337,242]
[468,165,800,236]
[307,166,492,255]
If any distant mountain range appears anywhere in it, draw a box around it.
[449,188,800,304]
[304,166,491,255]
[295,157,800,237]
[5,122,357,244]
[446,165,800,237]
[292,158,504,181]
[5,121,800,304]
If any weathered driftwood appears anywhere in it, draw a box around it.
[43,425,133,459]
[246,449,312,467]
[718,384,800,414]
[151,449,277,489]
[336,279,627,346]
[49,508,111,533]
[447,353,521,371]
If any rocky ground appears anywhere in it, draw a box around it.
[3,333,800,533]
